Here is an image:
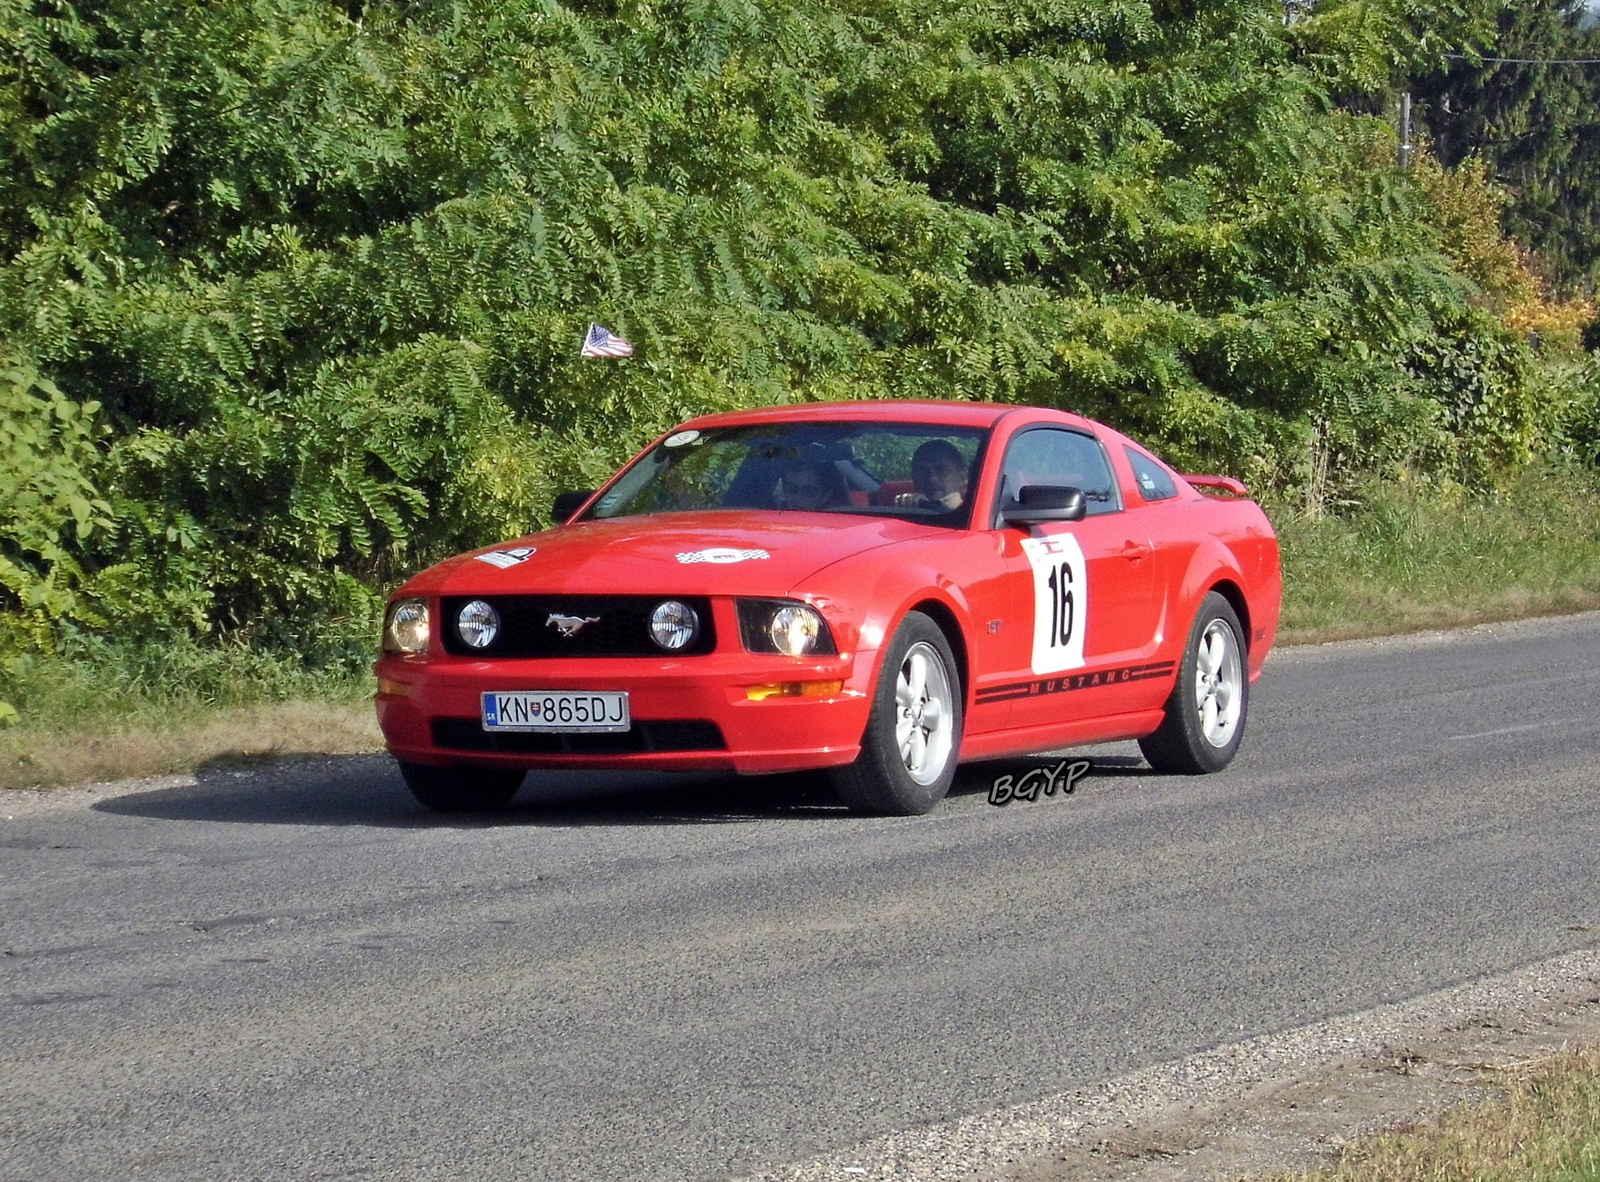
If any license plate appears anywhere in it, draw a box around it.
[481,691,630,733]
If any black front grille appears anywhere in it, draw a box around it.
[440,596,716,658]
[432,718,727,755]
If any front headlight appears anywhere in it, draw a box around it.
[769,605,822,656]
[737,599,838,656]
[384,598,430,654]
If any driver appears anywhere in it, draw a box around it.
[896,440,969,511]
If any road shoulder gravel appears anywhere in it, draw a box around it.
[745,948,1600,1182]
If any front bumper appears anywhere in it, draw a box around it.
[375,648,874,775]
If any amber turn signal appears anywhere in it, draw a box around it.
[745,680,845,701]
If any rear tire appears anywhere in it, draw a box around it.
[399,761,525,813]
[831,612,963,815]
[1139,592,1248,775]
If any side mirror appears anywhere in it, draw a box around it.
[552,489,595,524]
[1000,485,1086,527]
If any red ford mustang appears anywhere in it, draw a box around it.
[375,401,1280,814]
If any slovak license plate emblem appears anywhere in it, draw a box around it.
[481,691,630,733]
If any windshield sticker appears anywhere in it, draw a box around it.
[675,547,770,565]
[475,546,536,569]
[663,429,701,448]
[1021,534,1087,674]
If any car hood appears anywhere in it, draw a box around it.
[405,512,945,598]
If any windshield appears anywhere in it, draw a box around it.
[585,422,989,528]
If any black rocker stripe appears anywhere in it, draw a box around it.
[975,660,1177,705]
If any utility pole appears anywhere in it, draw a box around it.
[1398,92,1415,169]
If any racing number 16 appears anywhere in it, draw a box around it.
[1046,561,1075,648]
[1022,532,1085,675]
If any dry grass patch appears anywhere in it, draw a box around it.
[1259,1043,1600,1182]
[1277,587,1600,646]
[0,699,380,790]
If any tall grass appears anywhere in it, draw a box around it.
[1274,466,1600,643]
[0,627,376,788]
[2,626,372,718]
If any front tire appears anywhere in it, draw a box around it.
[831,612,963,815]
[1139,591,1248,775]
[399,761,525,813]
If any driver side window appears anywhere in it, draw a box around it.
[997,428,1120,519]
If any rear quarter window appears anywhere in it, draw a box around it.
[1125,446,1178,502]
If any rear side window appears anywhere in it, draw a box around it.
[1125,446,1178,502]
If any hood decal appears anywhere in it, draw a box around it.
[475,546,536,568]
[675,547,771,565]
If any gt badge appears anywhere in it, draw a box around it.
[547,613,601,637]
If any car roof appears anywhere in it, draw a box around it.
[677,400,1096,433]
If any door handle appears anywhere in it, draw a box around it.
[1121,541,1152,561]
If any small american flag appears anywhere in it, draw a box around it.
[580,323,634,358]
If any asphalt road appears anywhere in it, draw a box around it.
[3,614,1598,1182]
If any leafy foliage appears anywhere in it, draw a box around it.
[0,361,113,637]
[0,0,1585,666]
[1411,152,1596,346]
[1289,0,1502,98]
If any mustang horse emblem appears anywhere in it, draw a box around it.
[546,613,601,638]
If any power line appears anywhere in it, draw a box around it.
[1444,53,1600,64]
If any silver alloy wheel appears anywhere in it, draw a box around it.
[895,641,955,785]
[1195,619,1243,748]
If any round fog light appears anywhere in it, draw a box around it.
[457,600,500,649]
[650,600,700,651]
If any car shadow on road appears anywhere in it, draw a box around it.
[90,753,856,829]
[90,750,1157,829]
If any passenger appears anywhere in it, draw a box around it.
[897,440,969,511]
[778,461,846,511]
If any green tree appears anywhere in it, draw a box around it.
[0,0,1566,656]
[1410,0,1600,290]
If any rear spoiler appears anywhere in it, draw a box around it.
[1183,474,1250,498]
